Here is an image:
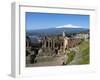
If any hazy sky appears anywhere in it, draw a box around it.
[26,12,89,30]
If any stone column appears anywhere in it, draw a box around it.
[51,39,53,50]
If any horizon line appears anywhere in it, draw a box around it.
[26,27,89,31]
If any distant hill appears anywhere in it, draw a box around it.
[26,27,89,37]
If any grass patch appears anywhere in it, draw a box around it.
[78,41,89,64]
[79,41,89,51]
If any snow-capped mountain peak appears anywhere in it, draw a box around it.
[56,24,82,28]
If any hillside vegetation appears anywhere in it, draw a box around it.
[78,40,89,64]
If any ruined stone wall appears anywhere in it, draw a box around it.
[26,35,81,56]
[67,38,81,48]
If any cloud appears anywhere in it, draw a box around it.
[56,24,82,28]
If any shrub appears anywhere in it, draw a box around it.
[66,51,75,64]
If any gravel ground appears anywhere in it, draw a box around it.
[26,54,68,67]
